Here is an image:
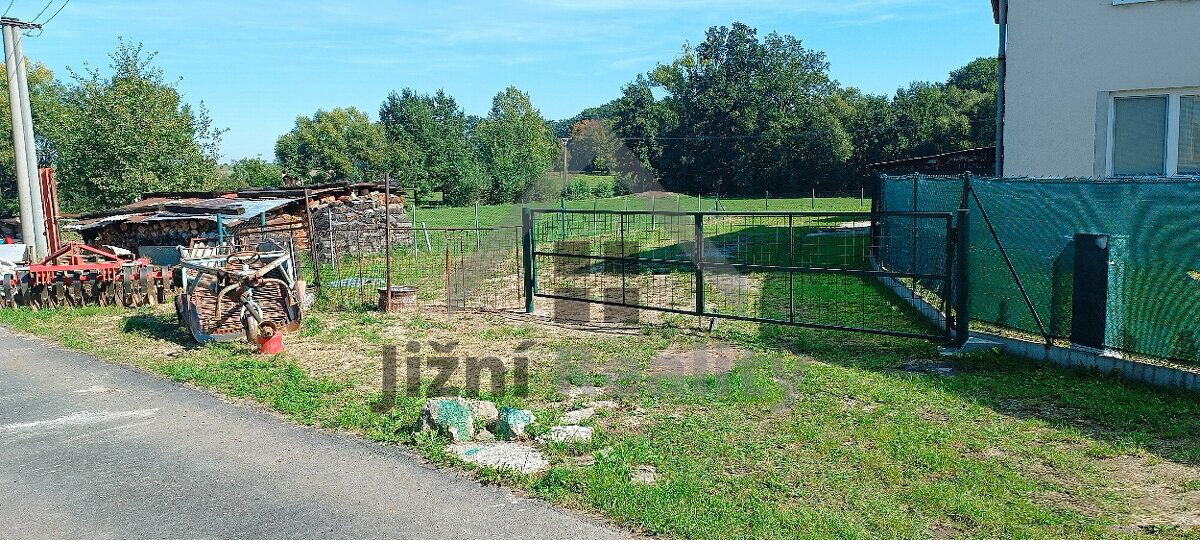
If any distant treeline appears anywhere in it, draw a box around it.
[1,23,996,214]
[551,23,997,196]
[270,21,997,202]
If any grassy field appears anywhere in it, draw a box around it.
[3,289,1199,538]
[408,193,870,229]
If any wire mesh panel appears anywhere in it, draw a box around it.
[701,212,950,340]
[879,174,1200,364]
[530,210,699,321]
[315,224,523,313]
[528,209,953,342]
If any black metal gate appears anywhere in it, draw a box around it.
[522,208,965,344]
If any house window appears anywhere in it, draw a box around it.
[1108,90,1200,177]
[1181,96,1200,174]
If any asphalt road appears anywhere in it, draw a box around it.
[0,327,627,540]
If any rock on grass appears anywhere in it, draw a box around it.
[448,442,548,474]
[495,407,536,440]
[418,397,476,442]
[540,425,593,444]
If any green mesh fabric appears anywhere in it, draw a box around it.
[879,174,1200,363]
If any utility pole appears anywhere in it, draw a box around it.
[2,17,45,259]
[559,137,570,196]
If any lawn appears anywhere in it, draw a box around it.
[408,193,870,229]
[3,296,1199,538]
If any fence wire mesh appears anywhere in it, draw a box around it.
[529,209,951,341]
[879,174,1200,365]
[309,223,524,313]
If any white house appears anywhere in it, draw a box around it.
[995,0,1200,178]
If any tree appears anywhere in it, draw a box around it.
[948,57,999,95]
[947,57,999,148]
[649,22,850,195]
[227,157,282,188]
[0,61,66,217]
[610,77,674,192]
[379,89,484,204]
[568,118,620,173]
[472,86,555,203]
[275,107,392,184]
[837,88,899,187]
[54,40,223,211]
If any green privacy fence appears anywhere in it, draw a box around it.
[877,174,1200,364]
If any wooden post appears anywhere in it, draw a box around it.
[384,176,392,312]
[303,188,321,288]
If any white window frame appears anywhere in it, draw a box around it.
[1106,88,1200,177]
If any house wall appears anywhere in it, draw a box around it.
[1003,0,1200,177]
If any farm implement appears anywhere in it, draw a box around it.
[175,241,305,343]
[0,242,172,309]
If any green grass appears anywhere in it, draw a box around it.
[407,195,870,229]
[3,255,1199,538]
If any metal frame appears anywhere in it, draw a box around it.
[523,207,960,344]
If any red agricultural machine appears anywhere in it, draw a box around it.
[0,242,172,309]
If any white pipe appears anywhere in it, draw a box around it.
[995,0,1008,178]
[13,30,45,257]
[2,25,34,256]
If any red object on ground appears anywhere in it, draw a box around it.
[256,322,285,355]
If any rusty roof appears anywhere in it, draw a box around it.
[70,182,400,232]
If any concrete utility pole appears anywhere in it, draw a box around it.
[1,17,45,259]
[559,138,570,195]
[2,23,33,254]
[12,21,46,257]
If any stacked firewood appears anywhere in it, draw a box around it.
[310,192,411,261]
[88,218,219,252]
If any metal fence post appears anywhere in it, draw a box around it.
[560,196,567,240]
[694,212,705,318]
[384,176,392,311]
[955,206,970,347]
[522,207,535,313]
[302,187,321,288]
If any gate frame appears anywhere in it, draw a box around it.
[522,207,966,345]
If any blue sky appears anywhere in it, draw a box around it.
[14,0,996,161]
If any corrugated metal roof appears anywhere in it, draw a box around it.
[68,198,295,231]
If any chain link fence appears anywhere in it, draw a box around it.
[878,174,1200,365]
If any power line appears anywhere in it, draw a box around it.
[29,0,67,34]
[27,0,55,23]
[1,0,14,19]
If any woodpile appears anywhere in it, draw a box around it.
[88,218,218,250]
[72,183,411,256]
[231,214,308,249]
[311,192,411,262]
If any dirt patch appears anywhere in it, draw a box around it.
[648,343,745,376]
[1103,455,1200,530]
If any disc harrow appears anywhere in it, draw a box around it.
[0,242,172,309]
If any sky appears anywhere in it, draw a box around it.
[11,0,997,161]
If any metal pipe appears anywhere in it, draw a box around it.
[13,29,44,257]
[384,176,392,312]
[995,0,1008,177]
[2,25,34,256]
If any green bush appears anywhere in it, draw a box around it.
[590,180,615,199]
[562,179,593,200]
